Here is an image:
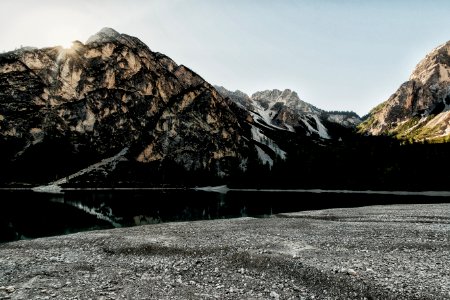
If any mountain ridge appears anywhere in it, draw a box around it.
[359,40,450,141]
[2,28,450,190]
[216,86,361,134]
[0,28,250,185]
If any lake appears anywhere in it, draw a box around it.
[1,188,449,243]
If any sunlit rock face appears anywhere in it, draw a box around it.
[359,40,450,141]
[0,28,248,183]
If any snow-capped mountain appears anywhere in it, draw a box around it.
[250,89,329,138]
[215,86,362,167]
[216,86,361,138]
[359,40,450,141]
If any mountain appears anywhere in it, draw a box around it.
[215,86,361,139]
[214,86,363,173]
[1,27,363,187]
[0,28,250,185]
[215,85,450,191]
[359,40,450,142]
[1,27,394,190]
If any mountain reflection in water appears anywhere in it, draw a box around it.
[1,189,449,243]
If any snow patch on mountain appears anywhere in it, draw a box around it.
[254,144,273,167]
[251,125,286,160]
[285,124,295,132]
[312,115,330,139]
[296,115,329,139]
[250,104,287,131]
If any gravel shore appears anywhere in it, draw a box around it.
[0,203,449,299]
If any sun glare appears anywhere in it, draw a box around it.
[56,40,80,62]
[60,40,74,50]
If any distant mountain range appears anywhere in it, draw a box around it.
[214,86,361,167]
[1,28,450,189]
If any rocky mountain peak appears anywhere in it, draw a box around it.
[251,89,318,114]
[84,27,150,53]
[216,86,361,145]
[251,89,296,103]
[0,28,249,184]
[359,39,450,141]
[213,86,253,110]
[409,40,450,85]
[86,27,121,44]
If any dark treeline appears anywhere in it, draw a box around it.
[111,124,450,191]
[2,124,450,191]
[225,120,450,191]
[325,111,360,118]
[229,136,450,191]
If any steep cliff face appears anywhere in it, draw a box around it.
[0,28,248,184]
[359,40,450,141]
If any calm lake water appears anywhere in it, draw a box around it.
[1,189,449,243]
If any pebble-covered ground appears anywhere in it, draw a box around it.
[0,203,449,299]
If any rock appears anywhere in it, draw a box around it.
[0,28,249,185]
[5,286,14,293]
[347,268,357,276]
[269,291,280,299]
[359,40,450,141]
[216,86,361,137]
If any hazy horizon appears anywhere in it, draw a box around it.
[2,0,450,116]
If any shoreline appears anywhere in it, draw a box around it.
[1,186,450,197]
[0,203,449,299]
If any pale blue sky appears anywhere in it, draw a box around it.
[2,0,450,115]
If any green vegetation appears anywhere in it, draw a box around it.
[357,101,389,133]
